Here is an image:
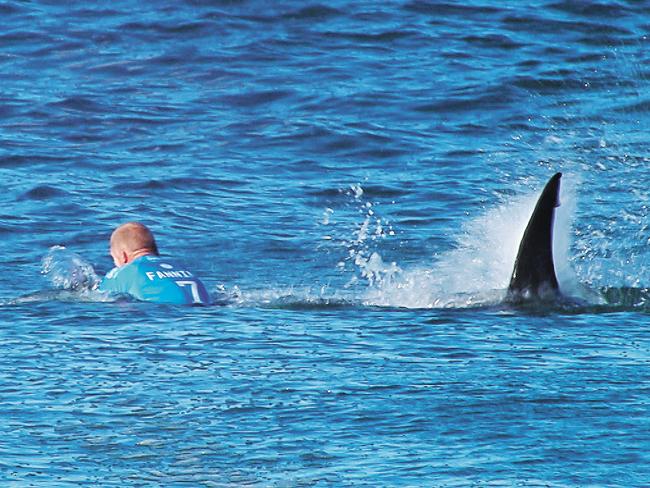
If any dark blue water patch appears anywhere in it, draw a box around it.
[0,214,27,224]
[126,142,187,154]
[220,89,295,109]
[403,1,502,18]
[17,185,69,201]
[112,177,248,196]
[584,22,635,38]
[225,40,291,64]
[462,33,526,51]
[502,13,634,38]
[119,19,217,42]
[438,49,475,62]
[445,149,485,159]
[0,154,68,168]
[187,64,253,84]
[577,33,640,48]
[47,96,106,113]
[0,2,23,15]
[453,123,497,137]
[23,217,102,252]
[263,125,372,157]
[511,74,590,95]
[26,38,89,60]
[547,0,633,19]
[0,222,24,235]
[613,99,650,113]
[281,4,344,21]
[61,132,114,144]
[104,114,176,127]
[198,10,274,34]
[343,146,411,162]
[64,7,122,19]
[322,29,425,47]
[0,30,55,49]
[411,83,522,115]
[296,90,410,120]
[0,98,24,118]
[144,48,222,70]
[85,29,125,47]
[502,13,579,35]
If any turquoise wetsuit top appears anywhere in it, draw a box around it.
[99,255,210,305]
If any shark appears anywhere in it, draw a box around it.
[506,172,563,303]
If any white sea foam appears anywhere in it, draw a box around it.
[41,245,101,291]
[356,175,595,308]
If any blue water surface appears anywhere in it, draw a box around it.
[2,1,650,486]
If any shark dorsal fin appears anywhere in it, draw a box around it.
[507,172,562,301]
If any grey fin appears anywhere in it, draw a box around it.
[507,172,562,301]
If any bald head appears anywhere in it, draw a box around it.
[110,222,159,267]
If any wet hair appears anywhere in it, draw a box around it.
[111,222,159,256]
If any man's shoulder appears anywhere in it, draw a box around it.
[105,266,120,280]
[99,263,137,293]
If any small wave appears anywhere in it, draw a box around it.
[502,13,631,37]
[323,29,421,45]
[113,177,247,192]
[220,89,294,108]
[548,0,631,19]
[0,3,22,15]
[18,185,68,201]
[0,30,53,45]
[283,5,343,21]
[615,99,650,113]
[577,33,637,48]
[48,96,104,113]
[5,289,114,306]
[0,223,21,235]
[512,75,590,94]
[462,34,524,50]
[70,7,121,19]
[0,154,68,168]
[403,2,501,18]
[412,87,518,114]
[120,20,213,37]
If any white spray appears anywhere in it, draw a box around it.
[359,175,590,308]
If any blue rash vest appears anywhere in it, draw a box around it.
[99,255,210,305]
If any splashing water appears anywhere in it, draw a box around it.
[359,175,595,309]
[340,185,398,288]
[41,245,101,292]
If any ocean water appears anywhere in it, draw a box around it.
[2,0,650,486]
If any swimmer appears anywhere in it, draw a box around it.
[99,222,210,305]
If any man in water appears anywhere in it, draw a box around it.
[99,222,210,305]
